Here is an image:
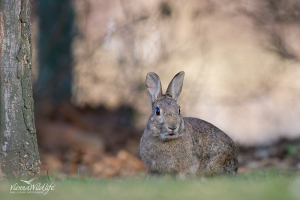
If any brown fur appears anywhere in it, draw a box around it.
[140,71,238,178]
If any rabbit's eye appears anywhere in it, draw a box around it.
[179,109,180,115]
[156,107,160,115]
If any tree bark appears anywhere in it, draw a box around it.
[0,0,40,178]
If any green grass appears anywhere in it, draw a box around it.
[1,169,300,200]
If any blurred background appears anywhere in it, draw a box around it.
[31,0,300,178]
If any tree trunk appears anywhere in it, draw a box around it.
[0,0,40,178]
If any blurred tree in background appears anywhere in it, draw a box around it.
[35,0,74,103]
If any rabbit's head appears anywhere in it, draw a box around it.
[145,71,185,140]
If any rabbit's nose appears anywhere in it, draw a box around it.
[168,126,177,131]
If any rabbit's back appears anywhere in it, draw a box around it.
[184,117,238,175]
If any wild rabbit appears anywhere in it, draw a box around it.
[140,71,238,179]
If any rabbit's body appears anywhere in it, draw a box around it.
[140,116,238,177]
[140,71,238,178]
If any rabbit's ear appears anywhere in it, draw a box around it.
[146,72,162,107]
[166,71,185,101]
